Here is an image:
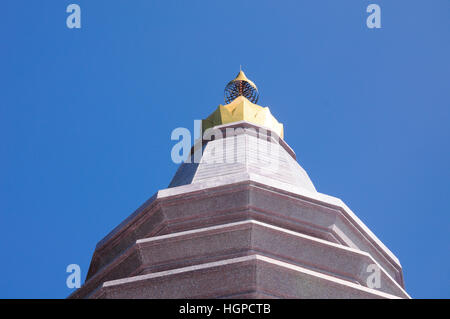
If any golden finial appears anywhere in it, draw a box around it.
[224,69,259,104]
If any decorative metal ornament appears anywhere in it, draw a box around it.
[224,70,259,104]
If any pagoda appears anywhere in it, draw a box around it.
[69,71,409,299]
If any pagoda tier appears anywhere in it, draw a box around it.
[70,114,408,298]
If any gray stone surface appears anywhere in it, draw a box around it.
[70,220,408,299]
[84,181,404,287]
[70,121,408,299]
[90,256,401,299]
[169,121,316,193]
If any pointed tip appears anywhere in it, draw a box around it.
[234,69,249,81]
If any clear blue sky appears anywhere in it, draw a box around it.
[1,0,449,299]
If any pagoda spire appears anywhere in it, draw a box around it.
[224,69,259,104]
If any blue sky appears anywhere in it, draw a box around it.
[1,0,449,298]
